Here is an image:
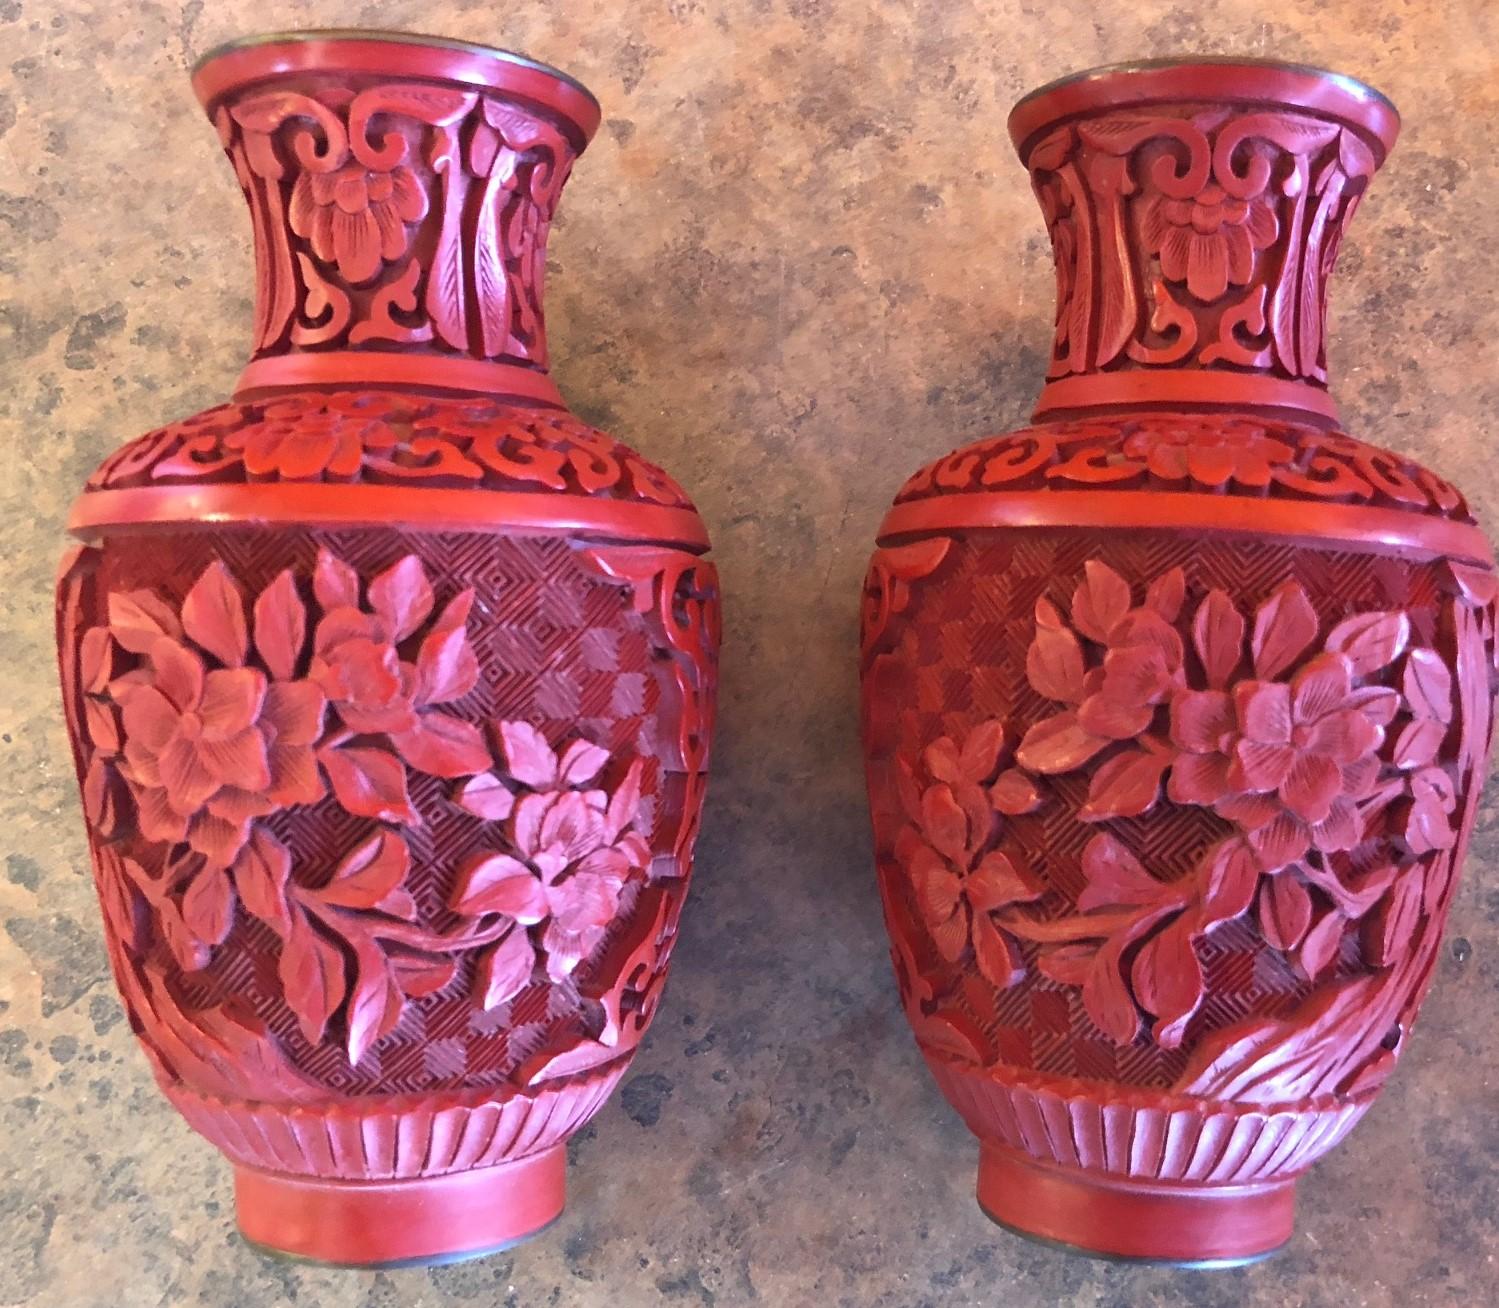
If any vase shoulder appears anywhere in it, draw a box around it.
[70,390,709,549]
[881,412,1492,567]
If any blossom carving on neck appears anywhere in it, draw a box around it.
[1140,180,1279,304]
[289,159,428,285]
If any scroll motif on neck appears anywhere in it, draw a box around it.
[213,82,579,368]
[1029,107,1380,387]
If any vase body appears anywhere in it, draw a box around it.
[861,60,1496,1265]
[55,33,719,1267]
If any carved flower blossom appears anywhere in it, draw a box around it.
[451,723,651,997]
[1171,653,1393,869]
[289,160,428,284]
[226,396,399,481]
[1123,422,1296,489]
[307,550,482,755]
[102,564,327,864]
[894,722,1044,988]
[1140,182,1278,303]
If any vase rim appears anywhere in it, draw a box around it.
[192,28,601,141]
[1009,56,1399,159]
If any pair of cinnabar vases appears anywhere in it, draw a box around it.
[55,32,1496,1270]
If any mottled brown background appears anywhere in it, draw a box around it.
[2,1,1497,1304]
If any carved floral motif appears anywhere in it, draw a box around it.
[894,723,1043,988]
[1139,175,1279,304]
[74,549,663,1078]
[885,558,1494,1098]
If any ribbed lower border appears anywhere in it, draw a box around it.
[164,1059,628,1181]
[928,1056,1373,1186]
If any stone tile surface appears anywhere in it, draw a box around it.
[2,1,1497,1304]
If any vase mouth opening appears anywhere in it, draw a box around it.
[1008,56,1399,163]
[192,28,601,144]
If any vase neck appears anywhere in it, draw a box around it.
[1009,61,1399,426]
[192,34,600,403]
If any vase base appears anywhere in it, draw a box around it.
[233,1146,566,1268]
[976,1143,1294,1267]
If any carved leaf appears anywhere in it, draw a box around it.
[320,831,413,916]
[232,828,293,938]
[558,739,611,787]
[1295,909,1346,980]
[919,785,969,864]
[913,1008,989,1065]
[498,721,559,788]
[1131,915,1204,1049]
[1016,711,1110,774]
[474,175,513,357]
[1037,943,1096,986]
[182,864,235,947]
[182,562,248,667]
[391,712,492,779]
[391,953,457,998]
[1082,942,1142,1046]
[474,929,537,1010]
[1192,590,1245,689]
[604,758,645,843]
[318,746,419,824]
[1362,873,1423,968]
[1392,718,1447,770]
[1071,561,1132,644]
[451,851,547,921]
[80,627,118,695]
[313,548,360,611]
[415,598,479,704]
[1325,611,1410,677]
[1258,874,1313,951]
[1251,582,1319,680]
[107,589,182,653]
[345,935,405,1067]
[450,772,516,821]
[1079,746,1173,821]
[1077,834,1162,911]
[279,913,347,1046]
[966,850,1043,912]
[972,913,1024,989]
[1200,838,1260,924]
[253,570,306,681]
[82,758,129,837]
[1145,567,1186,623]
[368,557,434,642]
[990,768,1042,816]
[1403,648,1453,723]
[352,85,475,130]
[1026,620,1086,703]
[159,899,210,973]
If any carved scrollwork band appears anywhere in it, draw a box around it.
[79,391,695,513]
[884,415,1486,564]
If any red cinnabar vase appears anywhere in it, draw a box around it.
[860,59,1496,1266]
[55,31,719,1267]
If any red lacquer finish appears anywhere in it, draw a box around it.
[861,58,1497,1265]
[55,30,719,1267]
